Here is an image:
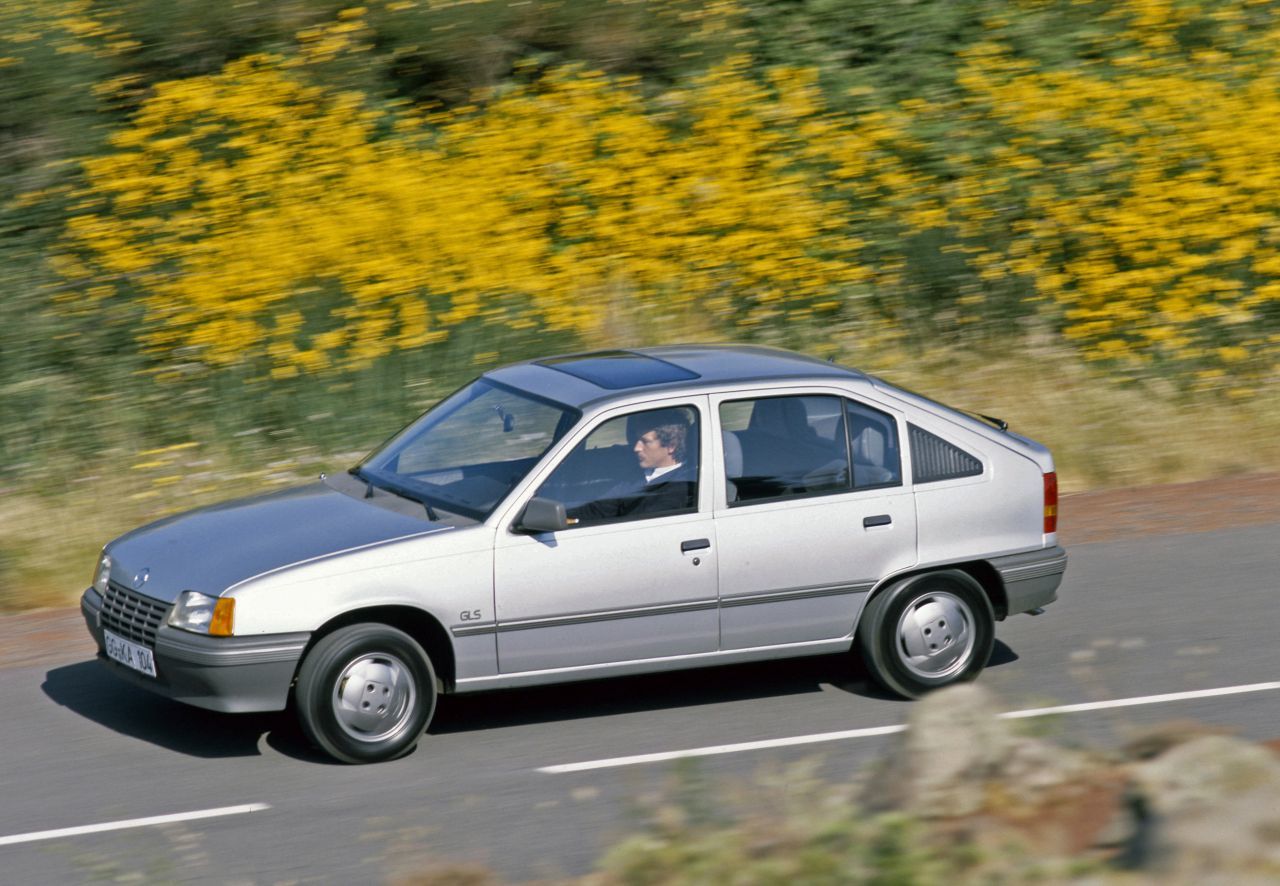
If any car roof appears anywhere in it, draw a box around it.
[485,344,865,409]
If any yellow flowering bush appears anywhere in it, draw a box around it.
[51,0,1279,388]
[934,0,1280,387]
[61,45,917,374]
[0,0,137,63]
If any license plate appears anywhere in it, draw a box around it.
[103,629,157,678]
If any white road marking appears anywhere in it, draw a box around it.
[998,681,1280,719]
[0,803,270,848]
[539,725,907,773]
[539,680,1280,774]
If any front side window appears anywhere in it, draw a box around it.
[357,379,578,522]
[537,405,700,526]
[722,395,903,504]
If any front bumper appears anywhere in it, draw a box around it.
[81,588,310,713]
[990,545,1067,617]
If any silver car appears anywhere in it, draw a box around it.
[81,345,1065,763]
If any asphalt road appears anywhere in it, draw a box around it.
[2,518,1278,884]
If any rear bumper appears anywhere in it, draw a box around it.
[81,588,309,713]
[990,546,1067,617]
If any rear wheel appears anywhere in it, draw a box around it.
[295,624,436,764]
[857,570,994,699]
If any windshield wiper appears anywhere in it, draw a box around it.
[349,467,440,521]
[348,466,376,498]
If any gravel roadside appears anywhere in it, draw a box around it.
[4,473,1278,672]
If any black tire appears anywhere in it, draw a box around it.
[294,624,437,764]
[857,570,995,699]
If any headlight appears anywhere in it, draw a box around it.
[167,591,235,636]
[92,552,112,595]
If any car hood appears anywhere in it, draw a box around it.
[105,481,450,603]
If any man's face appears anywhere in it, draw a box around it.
[634,430,677,470]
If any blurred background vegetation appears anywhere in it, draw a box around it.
[1,0,1277,609]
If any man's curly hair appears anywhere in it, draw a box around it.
[649,422,688,462]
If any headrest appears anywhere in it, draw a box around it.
[722,430,743,478]
[853,426,885,464]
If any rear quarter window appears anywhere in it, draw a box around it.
[909,424,983,484]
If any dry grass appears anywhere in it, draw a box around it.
[0,444,352,613]
[859,340,1280,493]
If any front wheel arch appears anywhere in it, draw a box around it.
[296,605,457,693]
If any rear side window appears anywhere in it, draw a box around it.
[721,395,849,504]
[847,401,902,489]
[909,424,983,483]
[720,395,903,504]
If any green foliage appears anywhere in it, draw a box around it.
[100,0,341,79]
[739,0,994,103]
[600,801,1042,884]
[362,0,737,104]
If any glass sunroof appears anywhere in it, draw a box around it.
[537,351,700,389]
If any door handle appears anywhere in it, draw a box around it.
[863,514,892,528]
[681,538,711,553]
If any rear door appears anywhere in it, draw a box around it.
[712,389,918,649]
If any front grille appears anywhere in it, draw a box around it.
[101,581,170,647]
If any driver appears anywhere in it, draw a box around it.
[572,411,696,522]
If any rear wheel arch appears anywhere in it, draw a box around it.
[956,559,1006,620]
[865,559,1006,623]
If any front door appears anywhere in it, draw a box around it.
[493,398,718,674]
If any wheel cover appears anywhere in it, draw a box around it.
[894,590,976,680]
[331,652,418,744]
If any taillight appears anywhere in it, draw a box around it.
[1043,471,1058,534]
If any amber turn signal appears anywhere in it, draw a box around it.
[209,598,236,637]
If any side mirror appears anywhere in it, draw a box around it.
[516,496,570,533]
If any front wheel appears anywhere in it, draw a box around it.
[857,570,994,699]
[295,624,437,764]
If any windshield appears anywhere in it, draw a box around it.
[356,379,579,522]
